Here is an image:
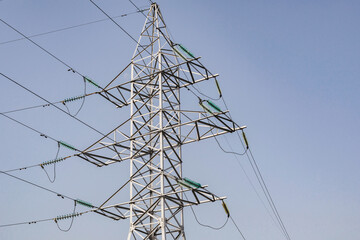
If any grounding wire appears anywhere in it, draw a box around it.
[128,0,147,18]
[88,0,170,75]
[88,0,139,44]
[0,9,148,46]
[1,73,109,139]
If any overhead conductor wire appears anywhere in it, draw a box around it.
[0,8,148,46]
[0,18,84,79]
[0,73,108,138]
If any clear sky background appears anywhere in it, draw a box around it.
[0,0,359,239]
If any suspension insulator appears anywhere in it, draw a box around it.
[58,141,77,151]
[206,100,221,112]
[179,44,195,58]
[222,201,230,217]
[215,79,222,98]
[84,76,101,88]
[183,177,202,188]
[76,199,94,208]
[242,131,249,149]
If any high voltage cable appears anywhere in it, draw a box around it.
[88,0,164,70]
[230,216,247,240]
[222,135,283,233]
[0,112,59,143]
[220,98,292,240]
[0,217,55,228]
[146,17,292,238]
[247,148,291,240]
[0,9,148,46]
[2,154,75,174]
[0,91,98,115]
[0,73,108,139]
[0,19,84,79]
[187,54,292,240]
[0,210,91,229]
[0,170,75,201]
[197,89,291,239]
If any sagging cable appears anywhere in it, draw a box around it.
[54,201,80,232]
[40,142,61,183]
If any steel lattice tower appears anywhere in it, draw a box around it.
[77,3,241,239]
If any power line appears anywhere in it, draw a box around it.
[0,91,98,115]
[247,148,291,240]
[0,18,83,78]
[0,9,148,46]
[0,217,54,228]
[0,112,59,143]
[88,0,139,44]
[0,209,90,229]
[0,170,75,201]
[230,216,247,240]
[3,154,75,174]
[0,73,108,138]
[128,0,147,18]
[220,97,292,240]
[184,192,229,230]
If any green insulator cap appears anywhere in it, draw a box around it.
[179,44,195,58]
[84,76,101,88]
[206,100,221,112]
[76,199,94,208]
[59,141,77,151]
[183,177,201,188]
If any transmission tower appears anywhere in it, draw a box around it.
[77,3,241,239]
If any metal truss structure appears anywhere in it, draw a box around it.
[76,3,241,239]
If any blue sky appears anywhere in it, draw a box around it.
[0,0,359,239]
